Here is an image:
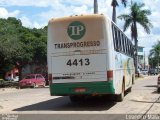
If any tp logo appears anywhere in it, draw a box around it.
[67,21,86,40]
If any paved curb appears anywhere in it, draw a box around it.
[135,74,153,80]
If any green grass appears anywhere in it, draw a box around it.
[0,80,18,88]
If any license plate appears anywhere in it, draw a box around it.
[74,88,86,92]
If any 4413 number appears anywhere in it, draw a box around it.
[66,58,90,66]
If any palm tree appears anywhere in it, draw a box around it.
[94,0,98,14]
[118,2,153,73]
[111,0,127,23]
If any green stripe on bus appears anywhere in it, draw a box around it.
[49,81,115,96]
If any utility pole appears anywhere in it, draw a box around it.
[144,51,146,69]
[94,0,98,14]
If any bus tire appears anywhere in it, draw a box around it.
[115,82,125,102]
[132,75,135,85]
[127,87,132,93]
[158,88,160,93]
[69,96,83,102]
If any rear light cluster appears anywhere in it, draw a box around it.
[107,70,113,81]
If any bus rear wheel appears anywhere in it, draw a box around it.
[127,87,132,93]
[69,96,84,102]
[158,88,160,93]
[115,82,125,102]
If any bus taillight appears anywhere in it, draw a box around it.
[107,70,113,81]
[48,74,52,83]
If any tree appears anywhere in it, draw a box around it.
[14,26,47,80]
[0,17,47,80]
[111,0,127,23]
[149,41,160,68]
[30,28,47,65]
[118,2,152,73]
[0,17,22,78]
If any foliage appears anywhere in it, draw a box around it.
[111,0,127,23]
[118,2,152,40]
[111,0,127,7]
[149,41,160,68]
[0,17,47,79]
[0,17,22,76]
[0,80,18,88]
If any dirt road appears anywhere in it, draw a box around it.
[0,76,159,116]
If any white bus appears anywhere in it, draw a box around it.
[47,14,135,102]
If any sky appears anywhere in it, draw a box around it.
[0,0,160,55]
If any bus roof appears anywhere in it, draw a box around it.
[48,14,109,24]
[48,14,132,44]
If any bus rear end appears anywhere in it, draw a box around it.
[47,14,115,100]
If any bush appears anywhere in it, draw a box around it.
[0,80,18,88]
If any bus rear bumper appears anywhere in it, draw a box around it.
[50,81,115,96]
